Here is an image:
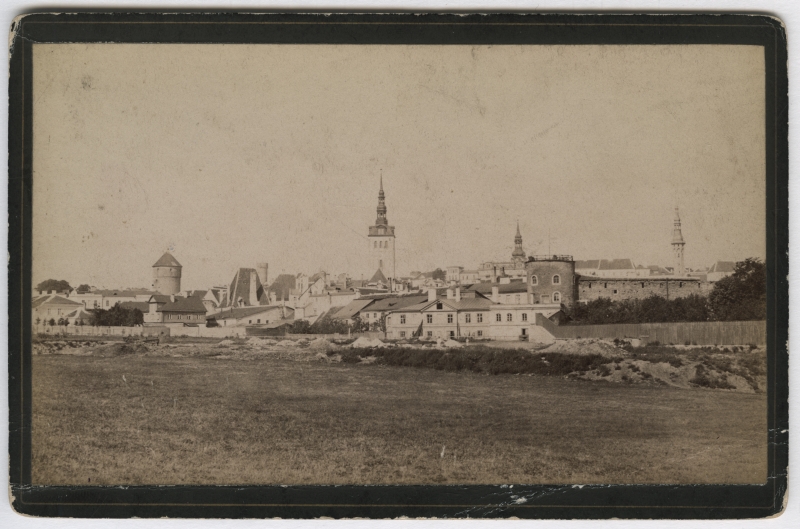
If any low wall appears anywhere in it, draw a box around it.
[286,331,385,341]
[37,325,145,336]
[535,314,766,345]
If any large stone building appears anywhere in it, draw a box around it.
[152,252,182,295]
[525,255,578,306]
[577,276,712,302]
[368,176,396,280]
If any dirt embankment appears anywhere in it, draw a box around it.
[33,337,765,393]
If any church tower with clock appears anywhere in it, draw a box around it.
[368,176,396,280]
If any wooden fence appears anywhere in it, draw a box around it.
[535,314,766,345]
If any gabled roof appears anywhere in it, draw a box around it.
[465,282,528,294]
[393,296,494,313]
[37,295,83,307]
[153,252,182,268]
[224,268,267,308]
[369,268,388,284]
[575,260,600,269]
[207,305,291,321]
[159,296,207,314]
[598,259,635,270]
[119,301,150,313]
[363,294,428,313]
[330,299,375,320]
[149,294,173,304]
[95,288,157,297]
[709,261,736,273]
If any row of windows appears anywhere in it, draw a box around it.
[529,274,560,286]
[166,314,201,320]
[373,240,390,248]
[395,312,534,324]
[399,330,486,339]
[247,318,270,324]
[586,282,690,290]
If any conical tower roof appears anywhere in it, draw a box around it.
[152,251,182,268]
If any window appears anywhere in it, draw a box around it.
[613,289,618,294]
[449,331,455,338]
[515,294,520,304]
[531,275,538,285]
[604,283,608,288]
[249,319,252,324]
[106,300,110,307]
[400,315,406,324]
[427,331,433,337]
[522,313,528,322]
[477,330,483,337]
[641,283,645,288]
[679,282,683,287]
[465,313,471,323]
[496,313,502,322]
[505,295,511,303]
[477,313,483,323]
[521,328,527,335]
[427,314,433,324]
[436,303,443,310]
[374,313,377,318]
[400,331,406,338]
[257,319,261,323]
[374,241,377,248]
[507,313,513,321]
[553,292,561,303]
[447,314,453,323]
[553,275,561,285]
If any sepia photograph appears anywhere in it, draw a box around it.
[8,13,788,519]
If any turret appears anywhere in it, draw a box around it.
[152,251,182,295]
[671,207,686,276]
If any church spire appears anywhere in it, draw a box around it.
[375,173,388,226]
[512,221,526,260]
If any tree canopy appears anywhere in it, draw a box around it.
[36,279,72,293]
[76,284,92,294]
[708,258,767,321]
[89,303,144,327]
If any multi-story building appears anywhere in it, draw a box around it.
[368,176,396,280]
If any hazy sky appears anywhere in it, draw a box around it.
[32,44,765,290]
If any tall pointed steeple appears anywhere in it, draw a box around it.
[512,221,526,260]
[671,207,686,276]
[375,173,388,226]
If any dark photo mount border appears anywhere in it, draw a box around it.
[7,12,788,519]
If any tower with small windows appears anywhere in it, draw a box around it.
[368,175,396,279]
[671,207,686,276]
[152,251,182,295]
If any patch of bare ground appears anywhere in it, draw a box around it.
[32,338,767,486]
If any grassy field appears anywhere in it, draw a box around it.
[32,350,767,486]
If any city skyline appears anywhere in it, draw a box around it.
[32,44,766,290]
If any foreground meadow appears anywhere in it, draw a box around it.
[31,338,767,486]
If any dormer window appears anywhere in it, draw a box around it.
[436,303,443,310]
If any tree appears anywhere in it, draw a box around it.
[36,279,72,294]
[708,258,767,321]
[430,268,446,281]
[35,317,41,330]
[88,303,144,327]
[76,284,92,294]
[48,318,56,328]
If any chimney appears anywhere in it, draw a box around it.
[491,286,499,303]
[170,294,175,302]
[455,287,461,302]
[428,288,437,303]
[447,288,455,300]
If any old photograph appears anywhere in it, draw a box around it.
[28,40,769,490]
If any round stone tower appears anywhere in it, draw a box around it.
[152,251,182,295]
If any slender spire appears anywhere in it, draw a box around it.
[375,173,388,226]
[512,221,526,259]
